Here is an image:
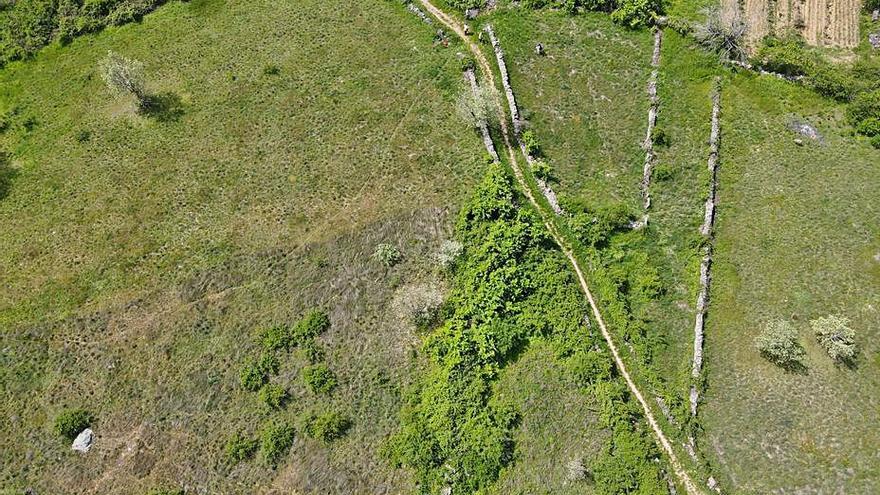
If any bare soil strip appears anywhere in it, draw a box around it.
[641,28,662,212]
[690,79,721,419]
[417,2,704,493]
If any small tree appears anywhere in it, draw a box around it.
[810,315,856,363]
[694,8,748,62]
[372,243,401,267]
[99,50,149,109]
[456,85,493,130]
[754,319,805,367]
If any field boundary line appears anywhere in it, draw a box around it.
[417,2,704,493]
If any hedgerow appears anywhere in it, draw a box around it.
[517,0,662,28]
[0,0,171,66]
[386,164,667,494]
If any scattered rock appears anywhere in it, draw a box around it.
[71,428,94,453]
[440,487,452,495]
[463,24,471,35]
[535,43,545,56]
[707,476,721,492]
[406,3,432,24]
[465,8,479,19]
[566,457,587,481]
[787,118,822,142]
[794,138,804,146]
[873,9,879,22]
[869,32,880,50]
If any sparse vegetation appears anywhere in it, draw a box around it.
[811,315,857,363]
[693,7,747,62]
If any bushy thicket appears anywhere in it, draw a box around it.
[0,0,170,66]
[519,0,662,28]
[259,421,295,466]
[224,431,258,464]
[302,411,351,443]
[385,164,665,494]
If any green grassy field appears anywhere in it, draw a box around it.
[2,0,879,493]
[0,0,487,492]
[703,66,880,494]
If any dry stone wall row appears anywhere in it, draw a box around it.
[690,78,721,422]
[485,25,564,215]
[641,28,663,213]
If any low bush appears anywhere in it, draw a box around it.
[303,364,337,394]
[566,202,634,248]
[261,324,292,352]
[258,383,289,410]
[260,421,295,466]
[373,243,402,267]
[224,432,258,464]
[810,315,856,363]
[754,319,805,367]
[521,130,541,156]
[239,360,267,392]
[291,309,331,345]
[303,411,351,443]
[54,408,93,440]
[302,339,326,364]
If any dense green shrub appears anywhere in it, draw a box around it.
[239,360,267,392]
[810,315,856,363]
[224,432,258,464]
[808,65,856,101]
[521,129,541,156]
[0,0,168,66]
[261,324,292,352]
[54,408,93,440]
[291,309,331,345]
[302,411,351,443]
[567,202,634,248]
[239,351,280,391]
[260,421,295,465]
[303,364,337,394]
[754,319,805,367]
[610,0,661,28]
[754,35,814,77]
[847,90,880,130]
[258,383,289,410]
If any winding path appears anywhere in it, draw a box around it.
[418,2,703,494]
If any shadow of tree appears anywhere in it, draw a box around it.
[0,151,18,200]
[143,92,185,123]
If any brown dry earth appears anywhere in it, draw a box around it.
[722,0,861,48]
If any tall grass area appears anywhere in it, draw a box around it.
[0,0,486,492]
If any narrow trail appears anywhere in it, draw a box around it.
[418,2,703,493]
